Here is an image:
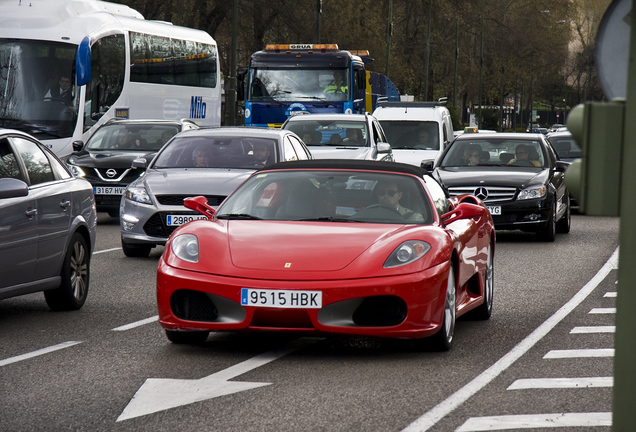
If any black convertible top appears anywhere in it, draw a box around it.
[261,159,430,177]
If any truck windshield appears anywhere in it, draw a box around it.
[249,68,350,102]
[0,39,78,139]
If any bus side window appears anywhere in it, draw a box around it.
[84,34,125,130]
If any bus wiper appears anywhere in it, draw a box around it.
[216,213,262,220]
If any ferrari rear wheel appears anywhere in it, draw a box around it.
[165,329,209,345]
[471,242,494,320]
[429,263,456,351]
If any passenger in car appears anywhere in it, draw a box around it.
[192,146,212,167]
[463,144,483,165]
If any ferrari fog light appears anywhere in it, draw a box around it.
[121,214,139,231]
[384,240,431,268]
[172,234,199,263]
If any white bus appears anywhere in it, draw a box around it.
[0,0,221,157]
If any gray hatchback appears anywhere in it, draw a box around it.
[0,129,97,310]
[120,127,312,257]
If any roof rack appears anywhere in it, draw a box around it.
[377,101,444,108]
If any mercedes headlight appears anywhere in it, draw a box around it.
[517,186,546,200]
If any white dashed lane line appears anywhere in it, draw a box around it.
[455,413,612,432]
[0,341,82,367]
[112,316,159,331]
[507,377,613,390]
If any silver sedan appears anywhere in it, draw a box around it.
[119,127,312,257]
[0,129,97,310]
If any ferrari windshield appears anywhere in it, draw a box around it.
[248,68,350,102]
[440,137,547,168]
[216,170,434,224]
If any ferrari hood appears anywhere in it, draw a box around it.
[436,167,548,189]
[143,168,253,196]
[227,222,401,272]
[308,146,376,160]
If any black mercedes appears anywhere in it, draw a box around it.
[66,119,199,217]
[422,132,571,241]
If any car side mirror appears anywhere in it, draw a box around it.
[441,202,486,225]
[421,160,434,171]
[0,178,29,199]
[184,196,216,219]
[131,158,147,169]
[556,160,570,172]
[377,142,391,153]
[72,140,84,152]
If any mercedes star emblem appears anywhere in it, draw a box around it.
[474,187,488,201]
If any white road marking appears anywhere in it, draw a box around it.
[93,247,121,255]
[455,412,612,431]
[112,316,158,331]
[117,337,318,422]
[603,292,617,298]
[507,377,613,390]
[589,308,616,314]
[543,348,614,359]
[400,247,619,432]
[570,326,615,334]
[0,341,82,367]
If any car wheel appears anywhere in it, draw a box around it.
[537,202,556,242]
[165,330,209,345]
[121,238,152,258]
[470,241,494,320]
[44,232,90,311]
[556,194,571,234]
[429,263,456,351]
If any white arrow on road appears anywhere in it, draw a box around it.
[117,339,315,422]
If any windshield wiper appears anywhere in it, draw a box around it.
[216,213,262,220]
[295,216,356,222]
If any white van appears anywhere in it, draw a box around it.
[372,101,454,166]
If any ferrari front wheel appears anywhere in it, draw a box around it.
[165,329,209,345]
[429,263,456,351]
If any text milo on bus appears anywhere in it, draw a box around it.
[241,44,400,128]
[0,0,221,158]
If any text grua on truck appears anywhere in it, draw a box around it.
[0,0,221,158]
[241,44,400,128]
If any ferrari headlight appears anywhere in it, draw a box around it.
[124,186,152,205]
[384,240,431,268]
[171,234,199,263]
[517,186,546,200]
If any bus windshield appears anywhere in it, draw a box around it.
[0,39,78,139]
[249,68,349,102]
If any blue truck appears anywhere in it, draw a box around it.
[241,44,400,128]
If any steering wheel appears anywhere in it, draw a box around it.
[511,160,534,167]
[42,97,71,107]
[364,203,404,216]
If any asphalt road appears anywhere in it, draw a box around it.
[0,213,619,432]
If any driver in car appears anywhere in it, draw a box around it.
[508,144,541,167]
[375,180,424,222]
